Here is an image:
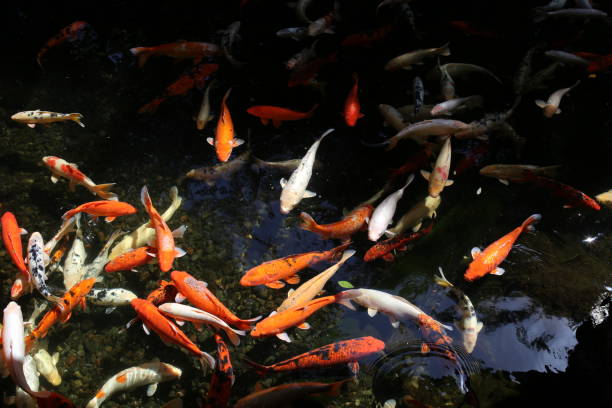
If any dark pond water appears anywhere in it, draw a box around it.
[1,0,611,407]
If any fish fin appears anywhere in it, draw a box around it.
[59,311,72,324]
[265,280,285,289]
[52,352,59,364]
[175,293,186,303]
[27,123,36,128]
[268,310,277,317]
[420,169,431,181]
[126,317,138,329]
[105,307,116,314]
[174,247,187,257]
[142,323,150,335]
[421,343,430,354]
[445,179,454,186]
[280,178,287,188]
[287,288,295,296]
[337,297,356,311]
[226,328,242,346]
[20,228,28,235]
[439,42,451,56]
[284,275,300,284]
[434,267,453,288]
[172,225,188,238]
[200,352,216,371]
[389,316,400,328]
[232,138,245,147]
[297,322,311,330]
[206,137,215,146]
[105,216,116,223]
[491,267,505,276]
[146,251,157,257]
[69,113,85,128]
[276,332,292,342]
[439,321,453,331]
[454,320,464,330]
[348,361,360,376]
[411,222,422,232]
[535,100,547,108]
[470,247,481,259]
[366,308,378,317]
[137,53,151,68]
[498,178,509,186]
[50,175,59,183]
[92,183,118,200]
[272,120,282,128]
[174,319,185,326]
[476,321,484,333]
[260,117,269,126]
[555,108,561,114]
[303,190,317,198]
[146,383,158,397]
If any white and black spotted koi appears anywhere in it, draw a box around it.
[27,232,64,312]
[11,110,84,128]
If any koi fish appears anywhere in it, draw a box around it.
[464,214,542,281]
[130,41,221,67]
[307,11,336,36]
[286,44,317,71]
[344,73,363,126]
[387,195,440,235]
[82,230,125,281]
[36,21,89,68]
[389,145,435,178]
[379,104,407,131]
[141,186,187,272]
[15,354,39,408]
[595,189,612,209]
[385,43,450,71]
[2,302,51,399]
[146,280,178,306]
[299,205,373,241]
[277,249,355,312]
[26,278,96,350]
[12,110,84,128]
[202,333,233,408]
[435,63,502,84]
[62,214,86,290]
[435,268,483,353]
[85,360,182,408]
[247,105,318,127]
[138,63,218,114]
[27,232,63,311]
[42,156,118,200]
[196,81,214,130]
[337,288,452,331]
[109,186,182,260]
[535,81,579,117]
[454,142,490,176]
[386,119,470,150]
[522,173,600,210]
[234,379,349,408]
[479,164,561,185]
[184,151,251,186]
[413,76,425,114]
[171,270,261,330]
[252,156,322,173]
[544,50,589,67]
[250,292,356,342]
[35,392,77,408]
[368,175,415,241]
[420,136,453,197]
[158,303,246,346]
[245,336,385,375]
[62,200,136,222]
[280,128,334,214]
[364,223,433,262]
[241,242,350,289]
[573,51,612,72]
[130,299,215,370]
[33,345,62,386]
[431,95,483,116]
[87,288,138,314]
[1,212,30,283]
[104,246,156,272]
[207,89,244,162]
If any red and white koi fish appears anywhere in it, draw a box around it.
[368,175,415,241]
[464,214,542,281]
[344,73,364,127]
[12,110,84,128]
[37,21,89,68]
[130,41,221,67]
[42,156,118,200]
[420,136,453,197]
[141,186,186,272]
[85,360,182,408]
[535,81,579,117]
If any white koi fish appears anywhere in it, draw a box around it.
[535,81,579,118]
[42,156,117,200]
[385,43,450,71]
[83,230,125,281]
[435,268,483,353]
[386,119,469,150]
[158,303,246,346]
[279,128,334,214]
[2,302,50,399]
[368,175,415,241]
[33,346,61,386]
[378,104,406,131]
[27,233,63,311]
[11,110,84,128]
[87,288,138,314]
[431,95,483,116]
[62,214,86,290]
[15,355,39,408]
[420,136,453,197]
[196,81,214,130]
[387,195,441,236]
[337,288,452,331]
[85,360,182,408]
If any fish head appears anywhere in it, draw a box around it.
[159,362,182,379]
[11,112,30,122]
[279,189,300,214]
[543,105,557,118]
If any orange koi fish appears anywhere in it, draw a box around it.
[417,315,455,360]
[25,278,96,351]
[344,73,364,127]
[523,172,601,210]
[37,21,89,68]
[234,379,349,408]
[141,186,186,272]
[240,242,350,289]
[129,298,215,370]
[202,333,234,408]
[464,214,542,282]
[42,156,118,200]
[104,246,156,272]
[245,336,385,375]
[207,89,244,162]
[138,63,218,114]
[130,41,222,67]
[171,270,261,330]
[1,212,29,277]
[299,206,373,241]
[250,292,356,342]
[146,280,178,306]
[573,52,612,72]
[62,201,137,222]
[246,104,318,127]
[364,223,433,262]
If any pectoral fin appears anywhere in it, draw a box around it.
[476,321,484,333]
[367,308,378,317]
[175,293,186,303]
[445,179,454,186]
[142,323,150,335]
[27,123,36,128]
[174,247,187,257]
[297,322,310,330]
[420,170,431,181]
[491,267,505,276]
[535,100,547,108]
[206,137,215,146]
[265,280,285,289]
[276,332,291,342]
[470,247,481,259]
[146,383,158,397]
[232,138,245,147]
[284,275,300,285]
[389,316,400,328]
[498,178,509,186]
[50,175,59,183]
[303,190,316,198]
[280,178,287,188]
[105,216,116,223]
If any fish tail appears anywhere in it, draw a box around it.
[129,47,150,67]
[69,113,85,127]
[298,212,320,233]
[233,315,262,330]
[326,378,351,396]
[199,351,216,372]
[535,165,562,179]
[138,98,164,114]
[225,327,245,346]
[434,267,454,288]
[331,241,353,261]
[522,214,542,231]
[242,357,269,375]
[91,183,118,201]
[439,42,451,56]
[140,185,153,212]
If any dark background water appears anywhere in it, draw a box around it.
[0,0,611,407]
